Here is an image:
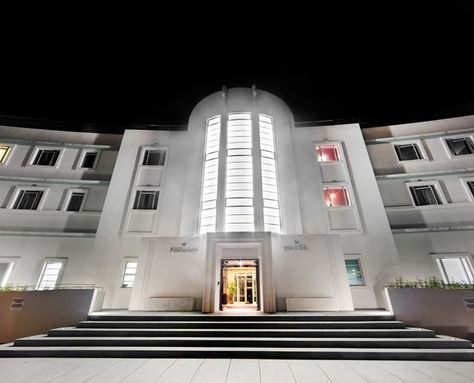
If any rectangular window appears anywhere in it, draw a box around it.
[13,190,44,210]
[143,149,166,166]
[66,192,86,212]
[316,145,340,162]
[33,149,60,166]
[446,137,474,156]
[81,152,98,168]
[324,187,350,207]
[225,113,254,232]
[0,145,11,163]
[345,259,365,286]
[409,185,442,206]
[121,260,138,288]
[436,256,474,284]
[133,190,159,210]
[468,181,474,197]
[0,262,14,288]
[36,259,65,290]
[394,143,423,161]
[260,114,280,233]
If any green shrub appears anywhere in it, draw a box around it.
[0,284,29,292]
[388,276,474,289]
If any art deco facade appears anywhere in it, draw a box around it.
[0,88,473,312]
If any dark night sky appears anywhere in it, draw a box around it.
[1,4,473,130]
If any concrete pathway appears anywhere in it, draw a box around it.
[1,358,474,382]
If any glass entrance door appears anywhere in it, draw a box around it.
[220,259,259,310]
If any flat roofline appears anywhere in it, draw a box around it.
[2,102,474,133]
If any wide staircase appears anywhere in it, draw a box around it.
[1,312,473,360]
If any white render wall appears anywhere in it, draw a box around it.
[364,115,474,285]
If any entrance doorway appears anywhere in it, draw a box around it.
[220,259,260,311]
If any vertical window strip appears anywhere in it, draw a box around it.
[259,114,281,233]
[200,116,221,234]
[225,113,254,232]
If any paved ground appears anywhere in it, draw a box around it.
[1,358,474,382]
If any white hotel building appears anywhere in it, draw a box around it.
[0,87,473,313]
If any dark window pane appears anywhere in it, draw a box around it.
[67,193,85,211]
[345,259,365,286]
[33,150,60,166]
[13,190,43,209]
[468,181,474,197]
[446,138,474,156]
[143,150,166,166]
[395,144,422,161]
[133,191,159,209]
[81,152,97,168]
[410,186,441,206]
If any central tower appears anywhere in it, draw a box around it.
[191,87,293,236]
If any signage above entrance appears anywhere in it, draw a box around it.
[169,242,198,254]
[283,240,308,252]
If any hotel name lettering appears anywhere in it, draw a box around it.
[284,241,308,252]
[170,243,198,254]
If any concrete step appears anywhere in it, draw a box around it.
[48,327,437,338]
[14,335,472,349]
[87,314,397,322]
[1,345,474,360]
[76,320,406,329]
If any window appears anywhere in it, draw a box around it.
[394,143,423,161]
[0,261,14,288]
[81,152,98,169]
[36,259,65,290]
[0,145,11,163]
[260,114,280,233]
[323,187,350,207]
[143,149,166,166]
[121,260,138,288]
[32,149,60,166]
[446,137,474,156]
[200,116,221,234]
[65,192,86,212]
[225,113,255,232]
[345,259,365,286]
[436,256,474,284]
[133,190,159,210]
[468,181,474,197]
[409,185,442,206]
[316,145,340,162]
[13,190,44,210]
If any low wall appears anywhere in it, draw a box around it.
[386,288,474,342]
[0,289,100,344]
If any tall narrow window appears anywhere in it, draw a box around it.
[259,114,280,233]
[468,181,474,197]
[13,190,44,210]
[409,185,442,206]
[345,259,365,286]
[33,149,60,166]
[200,116,221,234]
[225,113,254,232]
[0,145,11,163]
[133,190,159,210]
[143,149,166,166]
[121,260,138,288]
[81,152,98,168]
[0,262,14,287]
[37,259,65,290]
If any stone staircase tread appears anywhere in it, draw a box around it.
[2,345,474,359]
[80,320,404,325]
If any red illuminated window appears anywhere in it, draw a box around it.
[316,145,340,162]
[323,187,350,207]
